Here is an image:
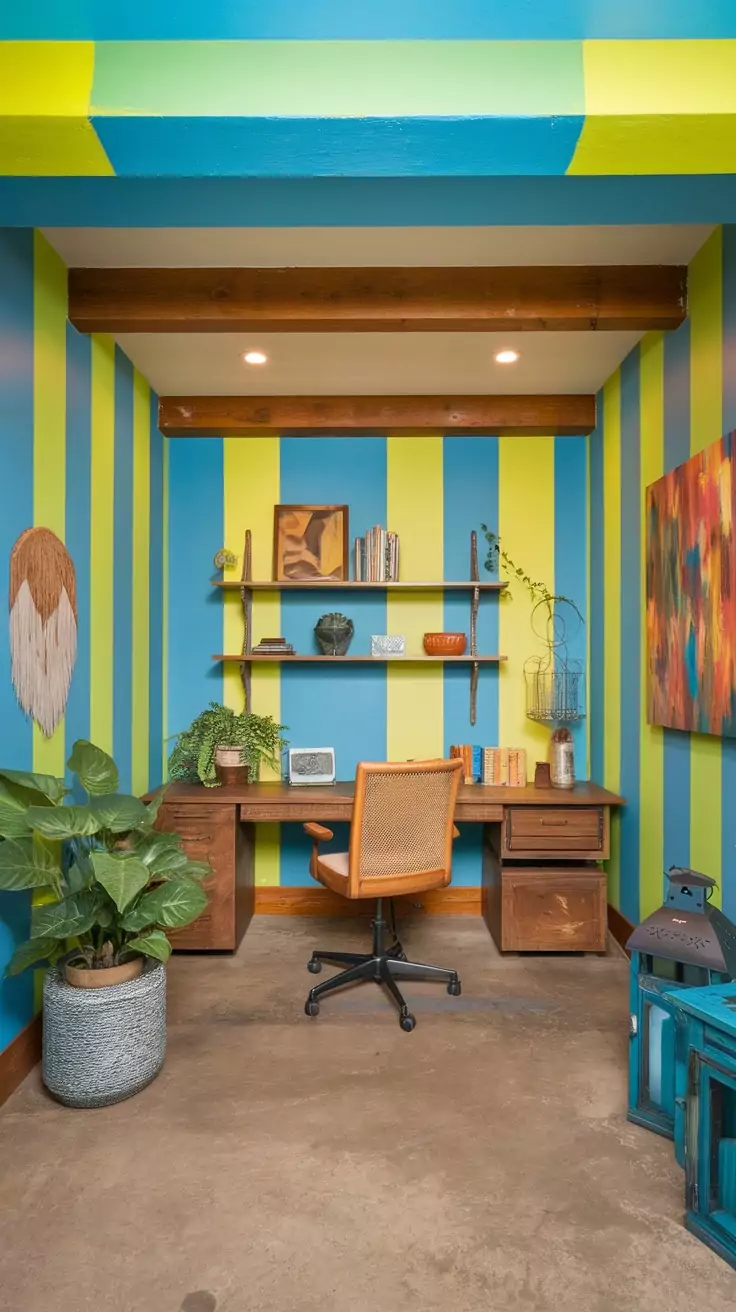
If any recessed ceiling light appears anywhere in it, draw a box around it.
[243,350,268,365]
[494,349,520,365]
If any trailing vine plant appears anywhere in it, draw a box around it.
[480,525,584,625]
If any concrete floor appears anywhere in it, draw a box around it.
[1,915,735,1311]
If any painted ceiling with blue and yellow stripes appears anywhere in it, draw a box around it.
[2,38,736,178]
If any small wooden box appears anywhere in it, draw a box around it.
[483,857,607,953]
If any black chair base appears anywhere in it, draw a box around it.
[304,897,461,1032]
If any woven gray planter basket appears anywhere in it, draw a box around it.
[42,960,166,1108]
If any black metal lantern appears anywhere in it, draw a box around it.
[627,868,736,1144]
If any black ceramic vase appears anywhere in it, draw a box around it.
[314,612,354,656]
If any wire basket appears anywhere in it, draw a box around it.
[525,661,586,724]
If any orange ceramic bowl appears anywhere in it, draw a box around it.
[423,631,467,657]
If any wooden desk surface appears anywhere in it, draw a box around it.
[162,780,623,822]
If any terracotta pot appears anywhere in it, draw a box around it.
[64,957,144,989]
[423,632,467,657]
[214,746,249,786]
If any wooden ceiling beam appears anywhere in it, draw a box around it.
[69,266,686,334]
[158,394,596,438]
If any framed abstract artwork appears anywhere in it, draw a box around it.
[273,504,349,582]
[646,430,736,736]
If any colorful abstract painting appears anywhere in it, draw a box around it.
[647,431,736,736]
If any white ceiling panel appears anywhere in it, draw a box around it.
[44,224,713,269]
[116,330,642,396]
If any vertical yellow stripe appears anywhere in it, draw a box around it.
[498,437,555,760]
[639,333,665,917]
[32,231,67,777]
[161,435,169,782]
[603,371,622,906]
[89,334,115,755]
[131,369,150,795]
[386,437,443,760]
[223,436,281,884]
[690,227,723,898]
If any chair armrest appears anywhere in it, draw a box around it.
[452,824,460,840]
[303,822,334,842]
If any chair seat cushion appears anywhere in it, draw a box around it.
[314,851,350,896]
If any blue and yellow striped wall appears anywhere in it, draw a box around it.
[1,39,736,178]
[167,433,588,888]
[590,224,736,927]
[0,229,165,1051]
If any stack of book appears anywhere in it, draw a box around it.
[449,745,478,784]
[481,748,527,787]
[354,527,400,582]
[252,637,295,656]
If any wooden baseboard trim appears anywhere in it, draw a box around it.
[0,1014,41,1108]
[607,903,634,956]
[255,886,482,916]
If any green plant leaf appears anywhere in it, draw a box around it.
[145,786,168,825]
[130,830,182,866]
[0,769,65,804]
[122,878,207,932]
[126,930,172,963]
[5,936,61,977]
[0,799,32,839]
[148,845,190,876]
[26,805,100,841]
[67,740,119,797]
[180,860,211,882]
[0,836,62,891]
[91,851,150,912]
[89,794,150,833]
[31,892,99,940]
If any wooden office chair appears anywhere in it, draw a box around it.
[303,757,464,1031]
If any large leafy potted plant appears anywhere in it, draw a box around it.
[0,740,209,1107]
[168,702,287,787]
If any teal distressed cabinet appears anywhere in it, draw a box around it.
[627,870,734,1148]
[665,983,736,1271]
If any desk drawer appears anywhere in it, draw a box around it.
[156,803,236,950]
[503,806,605,856]
[500,866,607,952]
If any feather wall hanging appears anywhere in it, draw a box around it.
[9,528,78,738]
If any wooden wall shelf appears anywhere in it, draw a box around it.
[213,579,506,592]
[213,654,506,664]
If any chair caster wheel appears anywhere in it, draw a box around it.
[400,1013,416,1033]
[305,1000,320,1017]
[307,959,322,974]
[395,951,407,962]
[447,980,462,996]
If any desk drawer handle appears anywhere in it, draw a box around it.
[540,819,568,826]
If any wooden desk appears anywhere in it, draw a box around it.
[157,781,623,954]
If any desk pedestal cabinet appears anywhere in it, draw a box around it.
[481,805,609,952]
[155,782,621,952]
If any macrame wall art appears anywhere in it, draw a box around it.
[9,527,78,738]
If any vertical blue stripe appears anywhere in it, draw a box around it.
[722,226,736,921]
[279,436,387,886]
[148,394,164,788]
[554,436,588,778]
[442,437,498,886]
[0,229,34,1050]
[112,347,134,792]
[64,322,92,798]
[167,437,224,760]
[589,396,605,786]
[662,321,692,879]
[619,348,641,925]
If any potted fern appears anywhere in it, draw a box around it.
[0,740,209,1106]
[168,702,287,787]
